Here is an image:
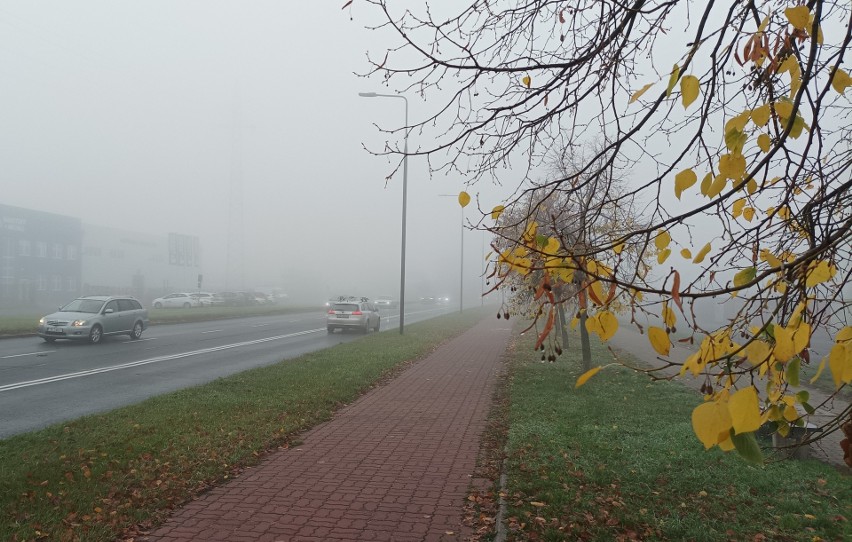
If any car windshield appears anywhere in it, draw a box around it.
[60,298,105,313]
[332,303,359,312]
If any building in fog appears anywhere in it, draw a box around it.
[0,204,83,310]
[0,203,201,311]
[81,225,201,303]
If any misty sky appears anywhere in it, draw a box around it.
[0,1,510,304]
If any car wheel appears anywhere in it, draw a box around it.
[327,326,334,333]
[43,337,56,343]
[154,302,162,309]
[374,318,381,331]
[89,325,103,344]
[183,302,191,308]
[129,321,143,340]
[362,322,370,334]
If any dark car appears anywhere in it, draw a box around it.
[37,295,149,344]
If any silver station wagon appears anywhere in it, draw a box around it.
[37,295,149,344]
[326,297,381,334]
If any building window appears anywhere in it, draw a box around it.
[83,246,102,257]
[68,276,76,291]
[67,245,77,260]
[53,243,63,259]
[18,240,31,256]
[36,242,47,258]
[37,275,47,291]
[53,275,62,291]
[109,249,125,259]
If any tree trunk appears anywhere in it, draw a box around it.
[578,309,592,372]
[557,304,569,351]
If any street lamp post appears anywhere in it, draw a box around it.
[438,194,465,314]
[358,92,409,334]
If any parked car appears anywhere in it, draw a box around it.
[37,295,149,344]
[190,292,225,307]
[151,292,201,309]
[374,296,398,309]
[326,297,380,334]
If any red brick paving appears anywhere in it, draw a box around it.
[145,316,512,542]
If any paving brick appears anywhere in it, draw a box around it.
[143,317,511,541]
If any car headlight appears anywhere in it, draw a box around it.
[38,317,45,325]
[71,320,87,327]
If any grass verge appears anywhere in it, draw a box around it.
[0,309,489,541]
[500,328,850,541]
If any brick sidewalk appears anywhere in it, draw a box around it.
[144,316,513,542]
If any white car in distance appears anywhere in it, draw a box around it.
[151,293,201,309]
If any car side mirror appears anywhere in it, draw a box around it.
[104,308,114,314]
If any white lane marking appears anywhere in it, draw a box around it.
[121,338,157,343]
[251,323,271,327]
[0,328,325,393]
[2,351,56,359]
[200,330,223,334]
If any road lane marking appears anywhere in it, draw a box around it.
[251,324,270,327]
[200,330,223,334]
[121,338,156,343]
[2,351,56,359]
[0,328,325,393]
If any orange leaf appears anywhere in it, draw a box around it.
[534,308,555,350]
[671,270,683,313]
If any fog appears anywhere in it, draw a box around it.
[0,1,509,308]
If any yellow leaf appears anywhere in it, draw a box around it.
[674,168,697,199]
[784,6,810,30]
[491,205,505,220]
[699,172,713,195]
[724,111,750,133]
[831,68,852,95]
[759,249,781,268]
[575,366,602,388]
[742,207,755,222]
[613,242,625,255]
[661,302,676,328]
[751,104,771,126]
[828,344,852,388]
[692,401,733,449]
[745,339,772,367]
[728,387,762,434]
[629,83,654,104]
[746,178,758,194]
[774,323,811,362]
[570,316,579,330]
[809,356,827,384]
[597,311,618,342]
[732,198,746,219]
[657,248,671,264]
[837,327,852,343]
[693,243,711,264]
[774,100,793,119]
[705,175,727,198]
[757,133,771,153]
[733,267,756,288]
[655,230,671,250]
[680,75,700,108]
[522,75,531,88]
[666,64,680,97]
[680,248,692,259]
[805,260,833,288]
[718,154,746,180]
[458,191,471,208]
[648,326,670,356]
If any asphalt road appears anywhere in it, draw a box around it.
[0,305,452,439]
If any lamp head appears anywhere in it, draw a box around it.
[358,92,377,98]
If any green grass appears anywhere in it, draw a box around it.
[501,329,851,542]
[0,309,489,542]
